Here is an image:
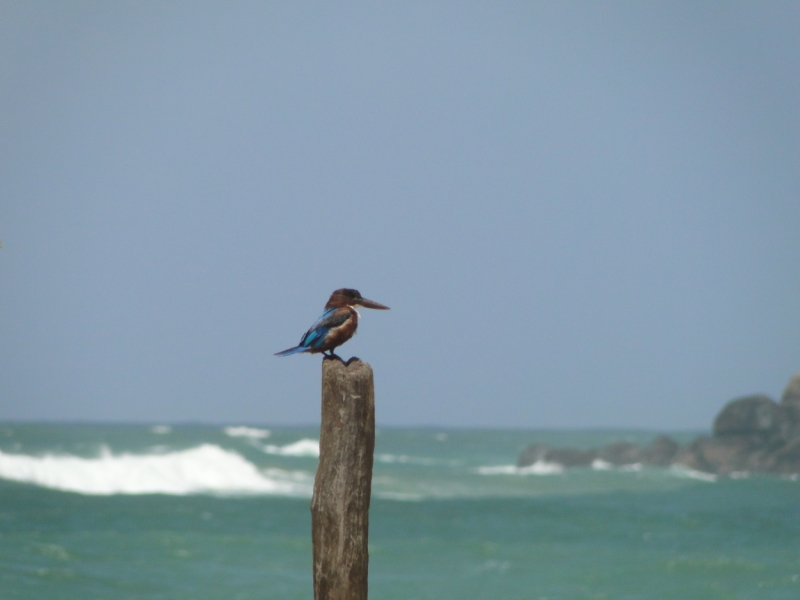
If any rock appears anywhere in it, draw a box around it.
[671,438,713,473]
[673,388,800,475]
[777,402,800,441]
[598,441,642,465]
[781,371,800,405]
[517,372,800,476]
[673,435,772,475]
[769,438,800,474]
[642,435,679,466]
[517,444,548,468]
[712,395,781,439]
[517,444,597,468]
[545,447,597,468]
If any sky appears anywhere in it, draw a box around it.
[1,2,798,429]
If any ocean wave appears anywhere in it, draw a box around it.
[374,491,426,501]
[263,439,320,457]
[376,453,461,467]
[668,465,717,482]
[620,463,643,472]
[150,425,172,434]
[223,426,271,439]
[0,444,311,496]
[476,461,564,476]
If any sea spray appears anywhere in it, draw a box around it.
[0,444,311,496]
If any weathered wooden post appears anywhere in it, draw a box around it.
[311,358,375,600]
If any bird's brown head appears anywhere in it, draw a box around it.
[325,288,390,310]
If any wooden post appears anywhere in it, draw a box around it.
[312,358,375,600]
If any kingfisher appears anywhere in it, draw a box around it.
[275,288,389,358]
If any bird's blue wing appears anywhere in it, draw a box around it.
[299,308,351,349]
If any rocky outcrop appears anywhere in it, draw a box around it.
[598,442,640,465]
[712,395,781,438]
[673,434,777,476]
[675,386,800,475]
[517,437,676,469]
[781,371,800,405]
[517,371,800,477]
[641,435,679,466]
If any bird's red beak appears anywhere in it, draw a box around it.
[356,298,390,310]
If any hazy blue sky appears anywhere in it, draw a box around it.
[1,2,798,429]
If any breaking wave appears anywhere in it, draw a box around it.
[376,453,461,467]
[476,461,564,475]
[223,426,271,439]
[0,444,312,496]
[669,465,718,482]
[477,461,722,482]
[262,439,320,457]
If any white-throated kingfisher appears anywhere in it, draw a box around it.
[275,288,389,358]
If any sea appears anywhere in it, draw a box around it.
[0,424,798,600]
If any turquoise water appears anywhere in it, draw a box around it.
[1,424,798,599]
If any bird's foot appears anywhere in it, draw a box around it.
[322,353,360,365]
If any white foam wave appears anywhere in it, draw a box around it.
[263,439,320,457]
[476,461,564,476]
[669,465,717,482]
[376,453,461,467]
[262,468,315,487]
[0,444,311,496]
[620,463,642,472]
[224,426,271,439]
[591,459,612,470]
[374,491,426,501]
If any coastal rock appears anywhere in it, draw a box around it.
[517,444,548,468]
[776,402,800,441]
[712,395,781,438]
[545,447,598,468]
[517,438,677,469]
[769,438,800,473]
[672,374,800,475]
[641,435,679,466]
[598,442,642,465]
[673,435,774,476]
[781,371,800,405]
[517,370,800,476]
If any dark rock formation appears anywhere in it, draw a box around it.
[517,444,546,467]
[546,447,597,467]
[517,371,800,477]
[641,435,679,466]
[674,388,800,475]
[673,434,776,476]
[598,441,642,465]
[712,394,781,438]
[517,438,676,469]
[781,371,800,405]
[770,438,800,472]
[777,372,800,441]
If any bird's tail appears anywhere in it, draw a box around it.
[274,345,308,357]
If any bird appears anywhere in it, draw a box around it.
[275,288,389,358]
